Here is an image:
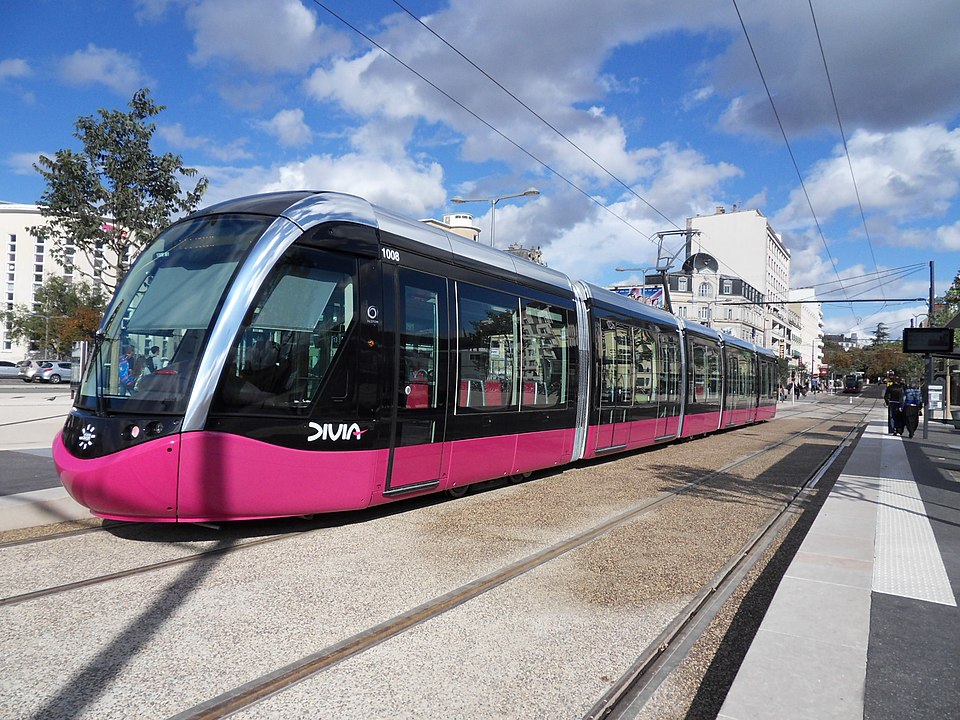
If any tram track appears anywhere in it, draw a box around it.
[0,399,877,720]
[0,402,867,612]
[585,400,877,719]
[162,401,874,720]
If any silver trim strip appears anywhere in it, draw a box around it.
[182,216,304,431]
[572,281,593,462]
[382,479,441,496]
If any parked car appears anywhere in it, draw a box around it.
[19,359,73,384]
[37,361,73,384]
[18,359,45,382]
[0,360,23,378]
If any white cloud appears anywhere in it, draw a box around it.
[200,152,447,217]
[186,0,350,74]
[5,151,43,176]
[773,124,960,230]
[0,58,31,82]
[713,0,960,135]
[59,45,150,94]
[157,123,252,162]
[257,109,313,148]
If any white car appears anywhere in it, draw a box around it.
[19,359,73,384]
[0,360,23,378]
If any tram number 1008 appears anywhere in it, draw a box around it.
[381,247,401,263]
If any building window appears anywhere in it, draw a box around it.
[698,282,712,298]
[677,277,688,292]
[722,279,732,294]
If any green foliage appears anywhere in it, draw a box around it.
[871,322,889,345]
[3,276,107,358]
[31,88,207,293]
[824,339,925,385]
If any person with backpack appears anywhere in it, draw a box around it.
[884,377,906,435]
[901,384,924,438]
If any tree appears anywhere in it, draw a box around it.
[3,276,107,358]
[31,88,208,293]
[871,322,890,346]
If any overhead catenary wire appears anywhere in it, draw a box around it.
[308,0,657,246]
[390,0,682,232]
[387,2,769,289]
[806,263,928,298]
[731,0,856,321]
[807,0,885,301]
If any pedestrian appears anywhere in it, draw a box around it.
[901,383,924,438]
[883,376,905,435]
[145,345,161,373]
[118,345,136,395]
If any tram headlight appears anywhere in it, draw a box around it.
[146,421,164,436]
[122,424,142,441]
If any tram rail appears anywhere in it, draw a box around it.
[169,403,871,720]
[1,398,876,719]
[0,404,865,612]
[585,399,877,719]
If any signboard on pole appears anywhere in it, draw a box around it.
[928,384,943,411]
[902,328,954,354]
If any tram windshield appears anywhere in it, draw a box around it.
[75,214,273,415]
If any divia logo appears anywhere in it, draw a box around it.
[78,423,97,451]
[307,422,369,442]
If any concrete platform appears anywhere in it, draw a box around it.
[0,389,91,530]
[719,410,960,719]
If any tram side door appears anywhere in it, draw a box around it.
[655,331,681,439]
[596,321,631,451]
[384,266,449,493]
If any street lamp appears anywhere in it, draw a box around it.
[451,188,540,247]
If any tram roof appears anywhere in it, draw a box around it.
[192,190,575,297]
[577,281,682,330]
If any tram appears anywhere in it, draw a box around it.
[843,373,864,393]
[53,191,778,523]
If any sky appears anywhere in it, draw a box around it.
[3,0,960,339]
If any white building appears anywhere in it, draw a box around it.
[420,212,481,242]
[611,206,823,378]
[0,202,107,362]
[788,287,825,383]
[687,206,815,367]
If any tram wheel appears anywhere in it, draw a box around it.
[509,472,533,483]
[446,485,470,498]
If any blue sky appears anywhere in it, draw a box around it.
[3,0,960,338]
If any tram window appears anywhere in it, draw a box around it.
[214,247,357,413]
[657,332,681,405]
[520,302,568,408]
[689,340,721,404]
[633,327,655,404]
[457,284,519,411]
[598,320,634,406]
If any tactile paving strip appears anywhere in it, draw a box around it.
[874,472,956,606]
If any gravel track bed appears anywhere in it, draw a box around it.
[1,406,864,718]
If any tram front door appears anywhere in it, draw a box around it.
[384,266,449,494]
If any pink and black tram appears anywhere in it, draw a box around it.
[53,191,778,523]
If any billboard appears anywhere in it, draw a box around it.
[612,285,664,308]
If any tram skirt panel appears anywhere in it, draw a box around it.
[177,432,384,520]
